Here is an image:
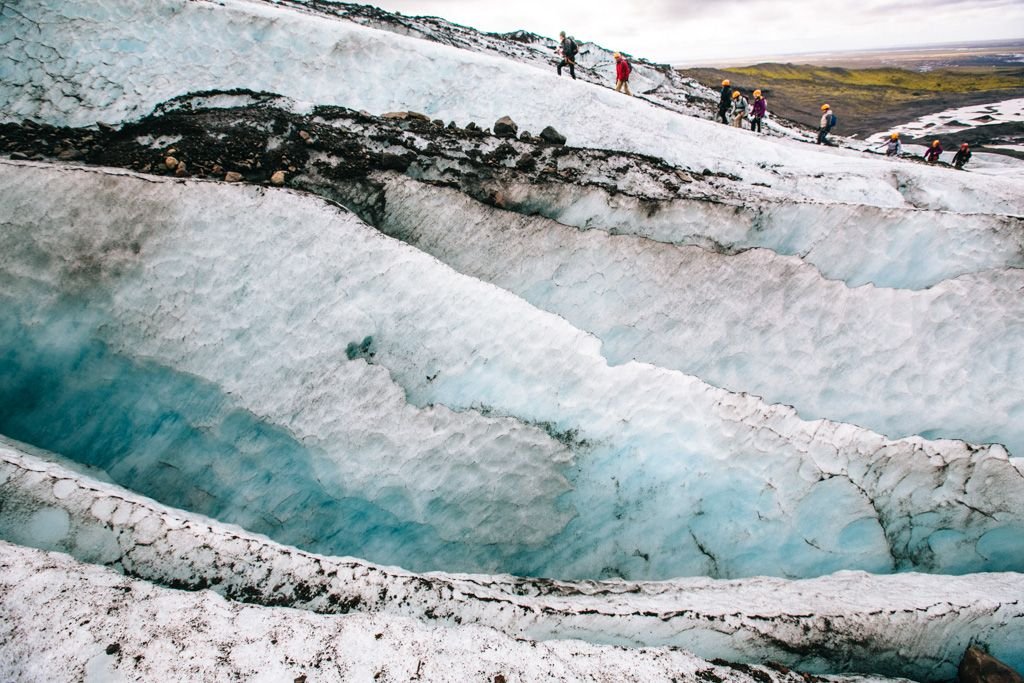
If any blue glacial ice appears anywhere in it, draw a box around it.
[2,160,1022,581]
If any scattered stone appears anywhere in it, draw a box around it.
[515,153,537,172]
[294,676,307,683]
[298,130,311,141]
[224,171,244,182]
[519,131,533,142]
[57,147,83,161]
[9,152,29,161]
[446,121,457,130]
[270,170,285,185]
[432,119,444,128]
[96,121,116,133]
[105,643,121,655]
[380,152,412,172]
[381,111,429,122]
[164,156,178,170]
[464,122,481,133]
[959,646,1023,683]
[539,126,566,145]
[211,164,223,175]
[494,675,507,683]
[174,161,188,177]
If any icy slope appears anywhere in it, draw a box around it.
[6,96,1022,290]
[2,161,1023,583]
[3,0,1023,212]
[338,171,1024,453]
[2,439,1021,682]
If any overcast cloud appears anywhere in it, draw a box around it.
[370,0,1024,64]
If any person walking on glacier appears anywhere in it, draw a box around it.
[730,90,749,127]
[817,104,836,145]
[880,133,902,156]
[614,52,632,96]
[924,139,943,163]
[952,142,972,170]
[556,31,578,80]
[718,80,732,124]
[749,90,767,132]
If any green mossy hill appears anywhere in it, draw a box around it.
[680,63,1024,137]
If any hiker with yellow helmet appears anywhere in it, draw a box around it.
[750,89,767,133]
[718,79,732,124]
[817,103,837,145]
[879,132,902,157]
[730,89,749,128]
[924,139,943,163]
[613,52,632,96]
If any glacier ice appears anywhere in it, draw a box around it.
[330,172,1024,455]
[2,0,1024,677]
[2,160,1023,582]
[2,0,1024,213]
[2,439,1021,681]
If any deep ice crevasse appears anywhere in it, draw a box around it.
[2,0,1023,214]
[1,439,1020,682]
[2,161,1023,581]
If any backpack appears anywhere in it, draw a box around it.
[622,59,631,78]
[565,39,578,58]
[828,112,837,128]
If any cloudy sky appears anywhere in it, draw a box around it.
[370,0,1024,64]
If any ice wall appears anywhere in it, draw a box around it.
[334,172,1024,454]
[2,440,1021,681]
[2,0,1023,212]
[2,161,1023,582]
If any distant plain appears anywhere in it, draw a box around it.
[678,39,1024,146]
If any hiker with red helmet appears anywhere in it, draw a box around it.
[817,104,836,145]
[952,143,972,170]
[614,52,632,96]
[924,139,943,163]
[750,90,767,133]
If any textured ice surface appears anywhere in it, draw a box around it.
[338,172,1024,454]
[3,0,1024,211]
[1,543,918,683]
[2,161,1023,582]
[2,440,1021,681]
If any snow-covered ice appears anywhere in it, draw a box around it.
[2,0,1024,678]
[2,437,1020,681]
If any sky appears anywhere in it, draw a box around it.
[368,0,1024,65]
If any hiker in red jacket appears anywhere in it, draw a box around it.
[614,52,632,96]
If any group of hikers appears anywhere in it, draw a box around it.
[555,32,633,96]
[554,36,976,169]
[875,134,972,168]
[717,80,769,132]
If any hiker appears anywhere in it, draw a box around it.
[556,31,578,80]
[817,104,836,145]
[731,90,748,128]
[880,133,901,156]
[749,89,766,133]
[613,52,632,96]
[924,139,943,163]
[952,142,972,169]
[718,80,732,124]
